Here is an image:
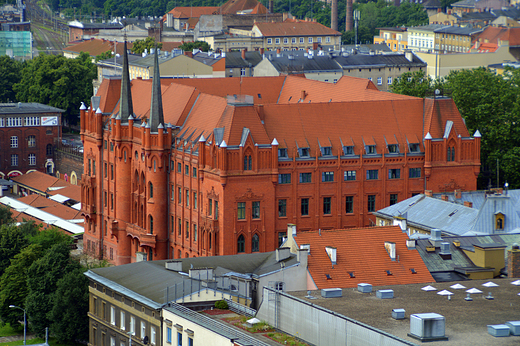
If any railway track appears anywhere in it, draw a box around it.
[24,0,69,55]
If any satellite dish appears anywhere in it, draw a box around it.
[143,336,149,345]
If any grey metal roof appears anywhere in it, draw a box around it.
[374,194,479,236]
[0,103,64,114]
[472,194,520,233]
[166,303,270,346]
[334,53,425,68]
[130,53,176,68]
[68,22,123,29]
[225,51,262,68]
[408,24,448,32]
[86,251,299,306]
[98,54,142,67]
[457,11,497,21]
[263,52,342,73]
[493,8,520,20]
[192,51,223,66]
[433,26,482,36]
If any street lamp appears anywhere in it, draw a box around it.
[9,305,26,345]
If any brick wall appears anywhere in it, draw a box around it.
[507,247,520,278]
[54,147,83,184]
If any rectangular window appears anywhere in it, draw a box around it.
[299,172,312,183]
[111,165,114,180]
[141,321,146,339]
[343,146,354,155]
[10,136,18,148]
[366,145,376,154]
[193,224,197,242]
[283,38,288,44]
[292,37,296,43]
[28,154,36,166]
[278,232,287,246]
[388,144,399,153]
[252,201,260,219]
[186,221,189,239]
[110,306,116,325]
[323,197,331,215]
[237,202,245,220]
[377,77,382,85]
[344,170,356,181]
[186,190,189,206]
[193,192,197,209]
[300,37,304,43]
[308,37,313,43]
[185,165,189,175]
[178,187,182,204]
[178,219,181,237]
[177,162,181,173]
[278,173,291,184]
[278,199,286,217]
[278,148,288,158]
[188,337,193,346]
[409,143,420,152]
[322,171,334,182]
[178,332,182,346]
[388,169,400,179]
[209,199,212,216]
[409,167,421,178]
[120,311,125,330]
[367,195,376,212]
[192,167,197,177]
[267,38,272,44]
[215,200,219,219]
[151,326,156,345]
[111,337,116,346]
[301,198,309,216]
[104,162,107,178]
[130,316,135,335]
[167,327,172,343]
[171,185,174,201]
[345,196,353,214]
[390,194,398,205]
[366,169,378,180]
[275,38,280,44]
[387,77,393,85]
[321,146,332,156]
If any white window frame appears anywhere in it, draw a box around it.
[292,37,296,43]
[308,37,313,43]
[10,136,18,148]
[326,36,331,43]
[120,311,125,330]
[111,306,116,325]
[11,154,18,167]
[28,154,36,166]
[388,77,392,85]
[283,38,288,44]
[141,321,146,338]
[130,316,135,335]
[377,77,383,85]
[111,336,116,346]
[28,135,36,147]
[299,37,304,43]
[267,38,272,44]
[275,38,280,44]
[151,326,156,345]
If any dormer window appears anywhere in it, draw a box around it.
[343,146,354,155]
[298,148,310,158]
[388,144,399,153]
[366,145,376,155]
[321,146,332,156]
[409,143,420,153]
[495,212,505,230]
[278,148,288,158]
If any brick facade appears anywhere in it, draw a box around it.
[81,49,480,265]
[508,246,520,278]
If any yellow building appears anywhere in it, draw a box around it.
[429,12,459,26]
[434,26,482,53]
[251,19,341,51]
[373,27,408,52]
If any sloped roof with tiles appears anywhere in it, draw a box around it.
[423,97,470,139]
[220,0,267,14]
[166,6,219,19]
[292,227,433,289]
[12,171,80,201]
[474,26,520,46]
[253,20,341,37]
[96,77,121,115]
[47,183,81,202]
[64,39,132,56]
[17,195,82,220]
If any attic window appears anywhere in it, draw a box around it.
[321,147,332,156]
[388,144,399,153]
[298,148,310,158]
[386,270,393,276]
[325,274,332,280]
[343,146,354,155]
[349,272,355,278]
[409,143,420,153]
[410,268,417,274]
[258,94,262,99]
[278,148,288,158]
[366,145,376,155]
[448,210,458,217]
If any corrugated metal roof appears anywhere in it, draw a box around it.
[225,51,262,68]
[334,53,425,68]
[264,52,342,73]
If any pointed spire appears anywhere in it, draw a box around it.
[425,132,432,140]
[149,43,164,132]
[474,130,481,138]
[119,40,134,123]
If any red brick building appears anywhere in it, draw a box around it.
[0,103,63,179]
[81,45,481,265]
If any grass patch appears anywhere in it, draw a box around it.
[0,324,21,337]
[224,316,273,333]
[0,337,77,346]
[265,332,309,346]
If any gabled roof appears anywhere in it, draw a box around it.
[166,6,220,19]
[474,26,520,46]
[375,194,479,236]
[253,20,341,37]
[17,194,82,221]
[11,171,80,201]
[423,97,469,139]
[192,51,224,66]
[64,39,131,57]
[262,51,342,73]
[220,0,267,14]
[333,52,425,68]
[225,51,262,68]
[292,227,433,289]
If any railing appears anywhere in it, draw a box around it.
[225,298,256,317]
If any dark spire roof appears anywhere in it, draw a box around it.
[119,40,134,122]
[149,45,164,132]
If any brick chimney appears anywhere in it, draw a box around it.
[241,49,246,60]
[507,244,520,278]
[454,189,462,199]
[425,190,433,197]
[346,0,353,31]
[331,0,338,31]
[464,201,473,208]
[441,195,449,201]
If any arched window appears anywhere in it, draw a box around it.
[149,182,153,198]
[46,144,53,156]
[237,235,245,253]
[243,155,252,170]
[185,252,189,258]
[252,234,259,252]
[447,146,455,162]
[149,215,153,234]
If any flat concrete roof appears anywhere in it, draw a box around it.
[290,278,520,346]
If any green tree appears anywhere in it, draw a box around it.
[50,267,89,343]
[131,37,163,54]
[0,205,13,227]
[0,56,23,103]
[25,242,81,336]
[28,227,73,251]
[179,41,211,52]
[390,70,437,98]
[96,50,113,62]
[0,225,29,277]
[0,244,43,328]
[13,53,96,127]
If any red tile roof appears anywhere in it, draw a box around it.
[65,39,132,57]
[12,171,80,201]
[167,6,220,19]
[293,227,433,289]
[424,98,469,139]
[474,26,520,46]
[220,0,267,14]
[253,20,341,37]
[17,195,82,220]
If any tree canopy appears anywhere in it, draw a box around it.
[179,41,211,52]
[391,67,520,189]
[131,37,163,55]
[12,52,96,126]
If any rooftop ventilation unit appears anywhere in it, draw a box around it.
[429,229,443,247]
[439,242,451,260]
[408,313,448,342]
[321,288,342,298]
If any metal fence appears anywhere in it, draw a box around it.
[224,298,256,317]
